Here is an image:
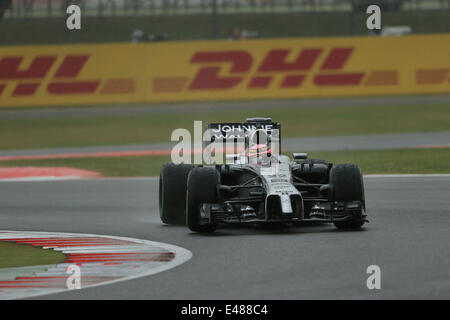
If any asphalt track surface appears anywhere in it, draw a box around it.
[0,176,449,299]
[1,94,450,120]
[1,131,449,159]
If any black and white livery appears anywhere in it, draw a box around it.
[159,118,367,233]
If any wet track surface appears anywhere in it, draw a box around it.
[0,176,449,299]
[1,94,450,120]
[1,131,449,159]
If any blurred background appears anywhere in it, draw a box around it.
[0,0,449,301]
[0,0,449,44]
[0,0,449,179]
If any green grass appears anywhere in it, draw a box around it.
[312,147,450,174]
[1,147,448,176]
[0,155,169,177]
[1,11,449,45]
[1,102,449,151]
[0,242,66,268]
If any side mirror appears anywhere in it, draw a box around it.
[217,185,231,201]
[293,153,308,160]
[319,184,333,200]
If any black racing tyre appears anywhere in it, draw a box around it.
[292,158,330,184]
[330,164,365,229]
[159,163,194,225]
[186,167,219,233]
[294,158,327,165]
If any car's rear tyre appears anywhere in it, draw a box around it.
[159,163,194,225]
[186,167,219,233]
[292,158,330,183]
[330,164,365,230]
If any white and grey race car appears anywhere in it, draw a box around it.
[159,118,367,233]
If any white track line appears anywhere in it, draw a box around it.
[0,230,192,300]
[1,175,449,183]
[0,176,88,182]
[0,176,160,182]
[364,174,450,178]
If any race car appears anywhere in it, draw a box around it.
[159,117,367,233]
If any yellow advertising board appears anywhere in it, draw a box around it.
[0,34,449,108]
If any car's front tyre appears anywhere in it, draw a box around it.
[186,167,219,233]
[330,164,366,230]
[159,163,194,225]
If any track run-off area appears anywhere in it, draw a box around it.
[0,174,448,299]
[0,230,192,299]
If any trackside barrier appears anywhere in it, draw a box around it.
[0,34,449,108]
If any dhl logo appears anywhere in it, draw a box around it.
[189,47,364,89]
[1,45,446,102]
[153,47,404,93]
[0,55,136,98]
[0,55,100,96]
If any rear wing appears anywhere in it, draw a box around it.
[206,119,281,152]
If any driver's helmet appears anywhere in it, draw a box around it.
[247,129,271,166]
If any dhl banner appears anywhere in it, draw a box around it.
[0,34,449,108]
